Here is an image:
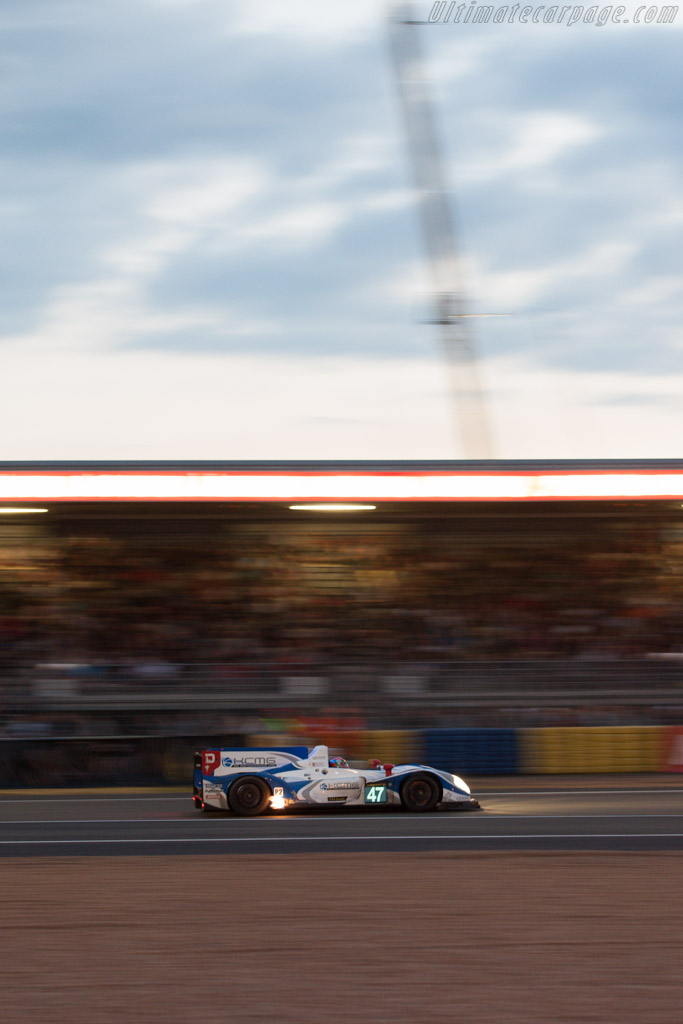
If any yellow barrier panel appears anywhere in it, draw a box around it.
[520,726,667,774]
[520,728,553,774]
[644,726,668,772]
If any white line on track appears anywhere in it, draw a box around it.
[2,833,683,845]
[482,813,683,819]
[3,813,683,825]
[479,789,683,796]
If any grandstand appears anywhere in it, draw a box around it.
[1,460,683,741]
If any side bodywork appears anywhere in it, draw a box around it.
[193,744,478,812]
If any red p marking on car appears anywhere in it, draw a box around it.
[202,750,220,775]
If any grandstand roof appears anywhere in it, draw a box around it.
[1,460,683,471]
[1,460,683,502]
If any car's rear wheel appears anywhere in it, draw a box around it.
[400,773,441,812]
[228,777,271,817]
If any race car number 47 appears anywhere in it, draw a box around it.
[365,785,387,804]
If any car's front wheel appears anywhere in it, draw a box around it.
[228,777,271,817]
[400,773,441,812]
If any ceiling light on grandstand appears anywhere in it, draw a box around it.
[2,470,683,502]
[288,504,377,512]
[0,507,49,514]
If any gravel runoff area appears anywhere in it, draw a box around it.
[1,853,682,1023]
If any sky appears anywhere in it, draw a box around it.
[1,0,681,461]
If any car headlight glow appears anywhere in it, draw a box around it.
[452,775,470,795]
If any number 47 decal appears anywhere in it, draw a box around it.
[365,785,387,803]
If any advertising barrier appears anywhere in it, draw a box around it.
[519,726,664,774]
[2,725,683,788]
[664,726,683,773]
[421,728,519,775]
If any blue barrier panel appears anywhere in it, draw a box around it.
[421,728,518,775]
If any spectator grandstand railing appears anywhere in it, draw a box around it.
[3,657,683,714]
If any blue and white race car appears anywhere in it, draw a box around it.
[193,744,479,815]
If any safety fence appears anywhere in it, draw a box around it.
[1,725,682,788]
[5,657,683,714]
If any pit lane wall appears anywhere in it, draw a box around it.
[1,726,683,787]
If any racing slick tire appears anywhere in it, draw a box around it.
[228,776,271,817]
[400,773,441,812]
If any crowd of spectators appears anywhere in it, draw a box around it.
[1,511,683,731]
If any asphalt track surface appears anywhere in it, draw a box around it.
[1,780,683,855]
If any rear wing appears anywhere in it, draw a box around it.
[196,746,311,777]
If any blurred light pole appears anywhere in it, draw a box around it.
[388,2,495,460]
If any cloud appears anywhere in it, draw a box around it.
[455,111,602,185]
[0,0,681,459]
